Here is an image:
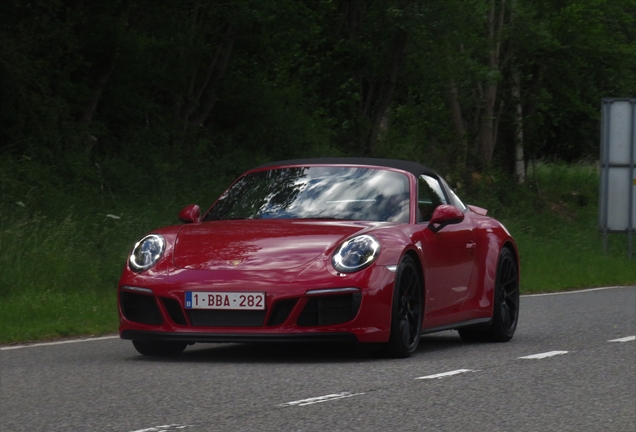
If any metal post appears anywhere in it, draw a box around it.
[601,100,611,255]
[599,98,636,259]
[628,100,635,259]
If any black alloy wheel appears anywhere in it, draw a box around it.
[382,255,423,358]
[132,340,188,356]
[459,247,519,342]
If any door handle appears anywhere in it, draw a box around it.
[466,241,476,250]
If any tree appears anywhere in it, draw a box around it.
[286,0,414,155]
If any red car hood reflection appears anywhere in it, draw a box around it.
[173,219,374,271]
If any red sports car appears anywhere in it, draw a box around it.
[118,158,519,358]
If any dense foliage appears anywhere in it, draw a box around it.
[1,0,634,191]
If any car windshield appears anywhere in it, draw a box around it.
[204,166,410,222]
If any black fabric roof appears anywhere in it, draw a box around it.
[256,157,437,177]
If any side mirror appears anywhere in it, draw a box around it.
[428,204,464,233]
[179,204,201,223]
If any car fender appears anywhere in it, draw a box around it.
[465,220,518,314]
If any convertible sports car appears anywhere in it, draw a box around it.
[118,158,519,358]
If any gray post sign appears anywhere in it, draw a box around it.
[599,98,635,258]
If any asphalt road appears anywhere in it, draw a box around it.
[1,286,635,432]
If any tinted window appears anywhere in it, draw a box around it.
[418,175,447,222]
[205,167,410,223]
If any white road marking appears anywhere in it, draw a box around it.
[519,351,569,359]
[608,335,636,343]
[279,392,365,407]
[416,369,475,380]
[0,335,119,350]
[128,425,194,432]
[522,286,634,297]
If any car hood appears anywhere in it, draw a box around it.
[173,219,377,271]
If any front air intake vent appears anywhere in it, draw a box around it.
[120,292,163,325]
[188,310,266,327]
[297,293,361,327]
[266,298,298,326]
[161,297,188,325]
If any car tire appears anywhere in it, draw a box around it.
[381,255,423,358]
[458,247,519,343]
[132,340,187,356]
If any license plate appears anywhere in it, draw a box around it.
[185,292,266,310]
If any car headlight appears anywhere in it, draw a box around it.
[129,234,165,272]
[332,234,380,273]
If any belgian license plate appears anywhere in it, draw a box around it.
[185,292,265,310]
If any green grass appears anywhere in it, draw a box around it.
[0,211,130,343]
[514,233,633,290]
[0,288,116,342]
[477,162,636,292]
[0,161,634,344]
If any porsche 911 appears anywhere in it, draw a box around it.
[118,158,519,358]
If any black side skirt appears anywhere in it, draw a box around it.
[421,317,492,335]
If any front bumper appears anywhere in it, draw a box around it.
[118,264,395,344]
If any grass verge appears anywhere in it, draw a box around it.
[491,162,635,292]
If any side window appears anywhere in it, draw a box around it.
[418,175,447,222]
[440,177,467,212]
